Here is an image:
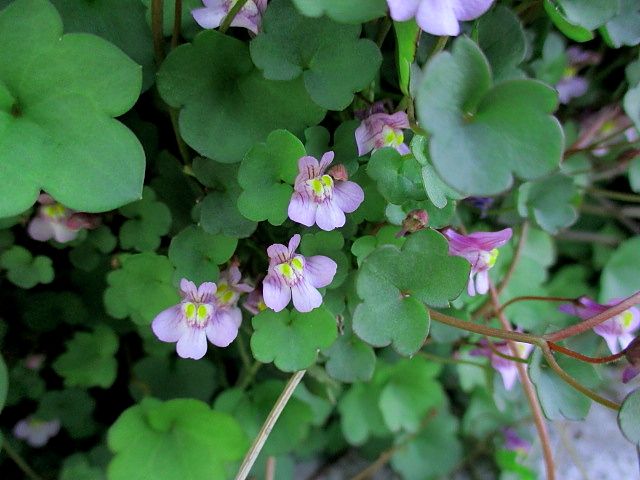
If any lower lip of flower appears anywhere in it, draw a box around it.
[306,175,334,202]
[182,301,212,327]
[276,256,305,286]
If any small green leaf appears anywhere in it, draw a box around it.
[0,246,54,288]
[53,325,118,389]
[238,129,306,225]
[251,308,338,372]
[119,187,172,252]
[412,136,463,209]
[104,253,178,325]
[528,348,596,420]
[394,20,420,96]
[543,0,595,42]
[600,236,640,301]
[168,226,237,285]
[517,174,579,234]
[60,454,106,480]
[618,388,640,447]
[0,0,144,217]
[251,0,382,110]
[338,382,389,445]
[291,0,387,24]
[416,37,564,196]
[624,84,640,132]
[192,157,257,238]
[353,230,469,355]
[108,398,248,480]
[323,334,376,383]
[157,29,325,163]
[601,0,640,48]
[367,148,425,204]
[36,389,98,438]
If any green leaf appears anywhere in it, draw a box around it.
[119,187,172,252]
[70,225,118,272]
[600,236,640,301]
[0,352,7,413]
[477,6,527,82]
[36,389,97,438]
[251,0,382,110]
[629,156,640,193]
[5,365,45,406]
[50,0,155,90]
[528,348,596,420]
[0,0,144,217]
[323,334,376,383]
[618,388,640,447]
[130,356,217,402]
[543,0,595,42]
[551,0,619,30]
[517,174,579,234]
[60,454,106,480]
[353,230,469,355]
[394,20,421,96]
[104,253,179,325]
[367,148,425,204]
[214,383,314,456]
[108,398,248,480]
[157,29,324,163]
[251,308,338,372]
[192,157,257,238]
[624,84,640,133]
[531,32,568,85]
[237,129,306,224]
[379,358,445,433]
[53,325,118,388]
[601,0,640,47]
[416,37,563,196]
[291,0,387,24]
[390,410,462,480]
[0,246,54,288]
[300,231,349,288]
[338,381,389,445]
[168,226,237,285]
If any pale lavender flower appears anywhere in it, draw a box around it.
[556,47,600,104]
[471,339,533,390]
[288,152,364,231]
[502,427,531,453]
[243,282,267,315]
[13,417,60,447]
[559,297,640,354]
[263,234,336,313]
[355,104,410,156]
[192,0,267,35]
[214,264,253,326]
[387,0,494,36]
[152,279,240,360]
[27,194,99,243]
[443,228,512,296]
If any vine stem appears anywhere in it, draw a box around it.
[497,295,578,316]
[220,0,250,33]
[235,370,306,480]
[545,290,640,342]
[548,342,624,364]
[489,285,556,480]
[2,439,45,480]
[171,0,182,50]
[151,0,165,63]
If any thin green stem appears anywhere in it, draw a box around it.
[2,439,45,480]
[235,333,252,370]
[169,108,190,164]
[171,0,182,50]
[430,36,449,58]
[235,370,306,480]
[540,343,620,411]
[220,0,250,33]
[237,361,262,390]
[586,187,640,204]
[151,0,165,63]
[545,291,640,342]
[418,351,490,370]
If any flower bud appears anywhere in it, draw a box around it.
[396,209,429,238]
[327,164,348,181]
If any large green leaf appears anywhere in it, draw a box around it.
[251,0,382,110]
[108,398,248,480]
[291,0,387,23]
[157,29,325,163]
[601,0,640,47]
[0,0,144,217]
[353,229,469,355]
[416,37,563,196]
[600,236,640,301]
[517,174,579,234]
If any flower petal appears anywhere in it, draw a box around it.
[263,275,291,312]
[452,0,495,21]
[355,120,378,156]
[333,181,364,213]
[288,234,301,254]
[297,156,321,183]
[498,365,518,391]
[319,151,335,172]
[180,279,199,299]
[315,200,346,231]
[151,306,186,342]
[475,270,489,295]
[206,311,239,347]
[288,192,317,227]
[197,282,217,302]
[305,255,337,288]
[416,0,460,36]
[231,11,261,35]
[387,0,421,21]
[291,278,323,312]
[51,223,79,243]
[27,218,54,241]
[267,243,290,263]
[176,328,208,359]
[191,5,227,29]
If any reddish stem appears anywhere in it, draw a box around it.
[548,342,624,364]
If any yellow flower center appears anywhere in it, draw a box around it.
[182,301,212,326]
[620,310,635,328]
[276,256,305,285]
[215,282,237,306]
[382,125,404,148]
[307,175,334,202]
[42,203,66,220]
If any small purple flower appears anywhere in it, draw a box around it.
[214,264,253,326]
[152,279,240,360]
[192,0,267,35]
[559,297,640,354]
[471,339,533,390]
[556,47,600,104]
[355,105,410,156]
[13,417,60,447]
[387,0,495,36]
[502,427,531,453]
[243,282,267,315]
[623,336,640,383]
[443,228,513,296]
[24,354,45,371]
[263,234,337,313]
[288,152,364,231]
[27,194,99,243]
